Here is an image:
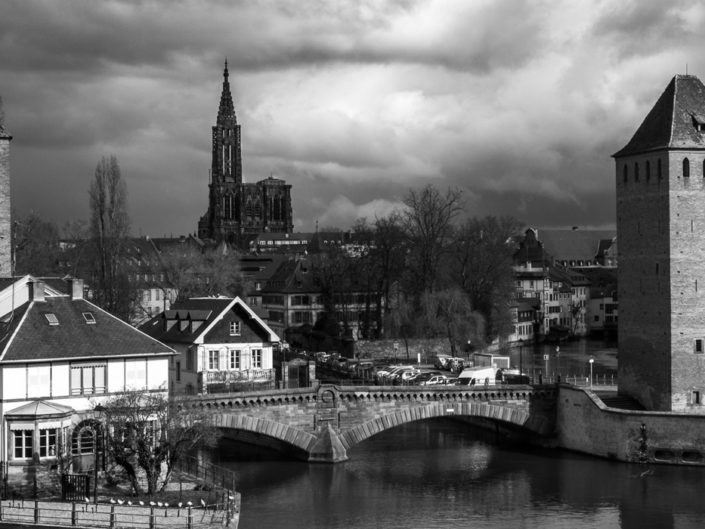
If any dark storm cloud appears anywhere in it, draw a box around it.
[2,0,702,236]
[594,0,695,57]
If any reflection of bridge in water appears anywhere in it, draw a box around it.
[179,384,558,462]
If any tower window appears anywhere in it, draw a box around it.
[634,162,639,182]
[693,391,701,405]
[683,158,690,178]
[658,158,662,180]
[695,339,703,353]
[646,160,651,181]
[623,165,628,184]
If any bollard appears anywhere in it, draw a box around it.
[187,506,193,529]
[72,502,77,526]
[109,504,115,529]
[149,506,155,529]
[34,500,39,524]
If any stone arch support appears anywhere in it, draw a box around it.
[339,401,533,451]
[213,413,316,454]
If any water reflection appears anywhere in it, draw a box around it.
[213,416,705,529]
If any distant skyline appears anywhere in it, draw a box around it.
[1,0,703,237]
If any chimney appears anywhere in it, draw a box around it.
[69,278,84,300]
[28,280,45,302]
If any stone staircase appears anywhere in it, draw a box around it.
[595,392,645,410]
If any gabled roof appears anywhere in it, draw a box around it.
[537,229,616,263]
[0,297,174,363]
[614,75,705,157]
[139,296,279,344]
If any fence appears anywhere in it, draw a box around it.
[173,454,238,493]
[0,498,239,529]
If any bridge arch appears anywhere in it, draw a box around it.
[211,413,316,455]
[339,401,532,451]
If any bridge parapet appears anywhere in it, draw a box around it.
[183,384,557,463]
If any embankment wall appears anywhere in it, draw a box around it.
[558,385,705,464]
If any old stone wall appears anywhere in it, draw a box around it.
[0,137,11,277]
[616,152,672,411]
[557,385,705,464]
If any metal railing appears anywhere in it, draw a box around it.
[0,498,238,529]
[173,454,237,494]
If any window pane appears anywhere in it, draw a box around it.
[94,366,106,394]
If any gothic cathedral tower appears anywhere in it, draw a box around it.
[0,98,11,277]
[615,75,705,412]
[198,63,293,244]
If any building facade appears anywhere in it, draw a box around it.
[0,100,11,277]
[615,74,705,412]
[0,277,173,484]
[198,63,293,243]
[139,297,279,395]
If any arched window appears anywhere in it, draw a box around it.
[635,163,640,182]
[623,165,628,184]
[684,157,690,178]
[646,160,651,181]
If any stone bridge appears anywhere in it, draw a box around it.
[179,384,558,463]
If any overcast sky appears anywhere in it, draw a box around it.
[1,0,703,237]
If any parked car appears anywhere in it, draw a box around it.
[378,365,414,382]
[389,368,420,383]
[407,371,442,384]
[449,358,465,373]
[421,374,450,386]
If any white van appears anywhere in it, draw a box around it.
[456,366,500,387]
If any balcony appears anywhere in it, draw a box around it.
[198,368,276,394]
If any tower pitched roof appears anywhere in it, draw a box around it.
[217,60,236,125]
[0,96,10,140]
[614,75,705,157]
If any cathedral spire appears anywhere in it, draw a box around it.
[217,59,236,125]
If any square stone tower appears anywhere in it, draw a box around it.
[615,75,705,412]
[0,98,11,277]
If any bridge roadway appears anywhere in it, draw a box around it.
[179,383,558,463]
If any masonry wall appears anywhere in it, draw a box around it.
[0,136,11,277]
[666,151,705,412]
[557,385,705,464]
[616,152,672,411]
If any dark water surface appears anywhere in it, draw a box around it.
[213,341,704,529]
[215,418,705,529]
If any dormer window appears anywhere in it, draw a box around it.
[82,312,96,325]
[229,321,241,336]
[692,113,705,132]
[44,313,59,326]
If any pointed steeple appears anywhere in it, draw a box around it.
[217,59,236,125]
[614,74,705,157]
[0,96,10,139]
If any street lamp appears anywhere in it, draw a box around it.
[589,358,594,389]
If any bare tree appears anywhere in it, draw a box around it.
[160,244,247,301]
[13,212,61,275]
[369,212,407,337]
[418,288,484,355]
[452,216,522,344]
[89,156,132,317]
[97,390,220,496]
[402,185,463,306]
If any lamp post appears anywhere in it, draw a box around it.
[589,358,594,389]
[93,405,105,504]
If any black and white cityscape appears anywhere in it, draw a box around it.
[1,2,705,529]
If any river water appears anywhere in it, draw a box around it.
[213,341,705,529]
